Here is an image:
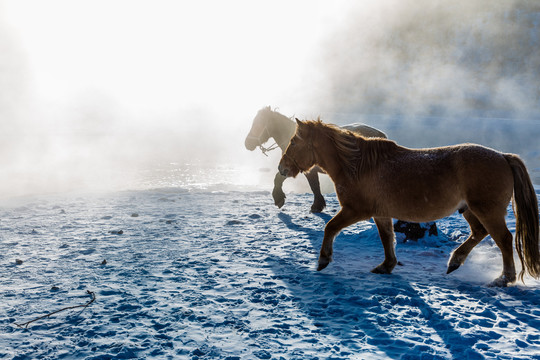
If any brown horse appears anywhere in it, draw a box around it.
[245,106,386,212]
[278,119,540,287]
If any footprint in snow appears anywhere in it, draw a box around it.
[226,220,244,225]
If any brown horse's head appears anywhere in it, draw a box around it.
[245,106,273,151]
[278,119,316,178]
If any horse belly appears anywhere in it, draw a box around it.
[374,166,464,222]
[386,191,464,222]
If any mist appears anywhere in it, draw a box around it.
[314,0,540,118]
[310,0,540,181]
[1,0,539,198]
[0,0,342,197]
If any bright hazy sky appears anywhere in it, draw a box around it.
[2,0,355,119]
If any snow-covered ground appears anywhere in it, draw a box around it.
[2,2,539,358]
[1,170,539,359]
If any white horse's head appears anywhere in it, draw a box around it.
[245,106,274,151]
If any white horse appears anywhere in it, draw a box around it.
[245,106,387,212]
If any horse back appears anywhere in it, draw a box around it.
[360,143,514,221]
[409,144,511,192]
[342,123,387,139]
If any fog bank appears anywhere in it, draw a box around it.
[314,0,540,118]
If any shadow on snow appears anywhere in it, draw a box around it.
[273,206,540,359]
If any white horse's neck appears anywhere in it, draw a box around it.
[266,111,296,151]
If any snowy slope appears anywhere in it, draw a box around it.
[1,186,539,359]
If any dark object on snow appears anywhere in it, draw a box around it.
[109,230,123,235]
[15,290,96,329]
[15,259,23,265]
[101,259,107,265]
[226,220,244,226]
[394,221,438,242]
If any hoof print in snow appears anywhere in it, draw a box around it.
[254,350,272,359]
[226,220,244,226]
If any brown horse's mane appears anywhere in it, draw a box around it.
[306,119,398,179]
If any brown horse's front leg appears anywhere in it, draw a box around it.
[304,168,326,213]
[318,208,363,271]
[371,217,397,274]
[272,172,286,208]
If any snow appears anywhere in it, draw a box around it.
[1,177,539,359]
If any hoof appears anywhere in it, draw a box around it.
[310,205,324,213]
[273,192,286,208]
[446,262,461,274]
[488,278,508,288]
[487,275,515,288]
[311,198,326,213]
[371,259,396,274]
[371,264,393,274]
[317,257,331,271]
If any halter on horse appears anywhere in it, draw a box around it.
[245,124,280,156]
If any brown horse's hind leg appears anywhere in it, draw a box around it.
[318,208,363,271]
[447,209,488,274]
[304,168,326,213]
[272,172,286,208]
[371,217,398,274]
[481,218,516,287]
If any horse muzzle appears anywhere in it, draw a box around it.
[279,158,300,178]
[245,138,258,151]
[278,163,289,177]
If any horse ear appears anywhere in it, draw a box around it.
[295,119,305,140]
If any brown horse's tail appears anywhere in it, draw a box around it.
[505,154,540,281]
